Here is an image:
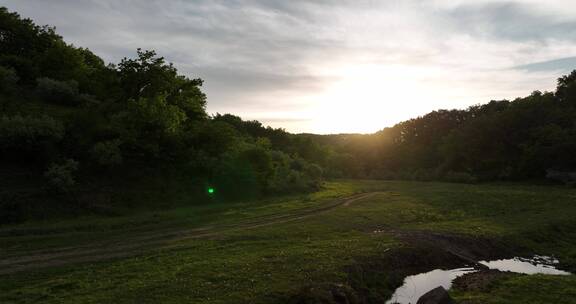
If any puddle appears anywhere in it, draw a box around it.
[386,256,570,304]
[385,267,475,304]
[479,255,571,275]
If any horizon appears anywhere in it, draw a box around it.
[3,0,576,134]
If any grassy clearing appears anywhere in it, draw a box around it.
[1,180,576,303]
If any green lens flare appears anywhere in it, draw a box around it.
[207,187,215,194]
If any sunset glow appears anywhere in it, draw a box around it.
[4,0,576,133]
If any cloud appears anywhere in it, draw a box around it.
[444,2,576,43]
[2,0,576,133]
[514,56,576,72]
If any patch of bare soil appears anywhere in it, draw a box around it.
[451,269,511,293]
[391,230,517,264]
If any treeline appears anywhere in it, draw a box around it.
[0,7,323,221]
[314,82,576,182]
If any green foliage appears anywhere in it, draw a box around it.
[0,114,64,162]
[36,77,80,105]
[126,95,187,134]
[44,159,79,193]
[214,152,262,199]
[116,48,207,118]
[556,70,576,104]
[0,114,64,144]
[117,49,176,100]
[0,9,61,85]
[307,164,323,182]
[0,54,38,84]
[38,41,88,81]
[0,7,326,204]
[0,7,59,56]
[0,65,18,93]
[111,95,187,160]
[191,121,239,156]
[91,139,123,167]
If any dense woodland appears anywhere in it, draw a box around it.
[2,7,576,222]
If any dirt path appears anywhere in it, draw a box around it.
[0,192,381,275]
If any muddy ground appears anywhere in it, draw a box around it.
[288,230,520,303]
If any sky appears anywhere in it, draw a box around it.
[3,0,576,134]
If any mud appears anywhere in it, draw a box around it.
[289,230,522,304]
[451,269,510,293]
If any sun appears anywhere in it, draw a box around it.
[311,64,430,134]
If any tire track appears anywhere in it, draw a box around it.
[0,192,380,275]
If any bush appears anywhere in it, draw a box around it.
[76,93,100,105]
[306,163,323,180]
[36,77,80,105]
[44,159,79,193]
[305,163,323,188]
[0,115,64,144]
[0,65,19,93]
[213,155,261,200]
[0,115,64,160]
[91,140,123,167]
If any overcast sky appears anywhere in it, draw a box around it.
[3,0,576,133]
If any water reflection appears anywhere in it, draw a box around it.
[386,256,570,304]
[385,267,475,304]
[479,255,570,275]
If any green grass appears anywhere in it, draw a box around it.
[0,181,368,253]
[1,180,576,303]
[451,273,576,304]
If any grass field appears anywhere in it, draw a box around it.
[1,180,576,303]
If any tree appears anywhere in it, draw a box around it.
[112,95,187,160]
[556,70,576,104]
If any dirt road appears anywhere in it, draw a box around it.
[0,192,380,275]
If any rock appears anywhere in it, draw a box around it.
[416,286,454,304]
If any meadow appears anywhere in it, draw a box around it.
[1,180,576,303]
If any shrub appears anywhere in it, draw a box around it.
[44,159,79,193]
[76,93,100,105]
[0,65,18,93]
[0,115,64,160]
[305,163,324,188]
[36,77,80,105]
[91,140,123,167]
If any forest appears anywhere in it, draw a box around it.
[1,6,576,224]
